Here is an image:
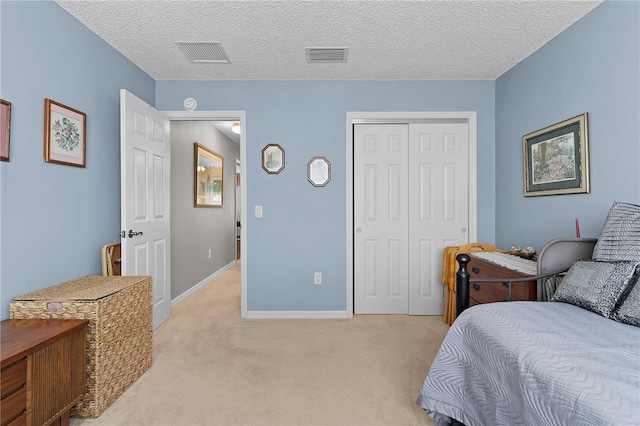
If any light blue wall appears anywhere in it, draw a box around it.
[156,81,496,311]
[0,1,155,319]
[6,1,631,317]
[495,1,640,252]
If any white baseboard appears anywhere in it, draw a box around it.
[245,310,350,319]
[171,260,236,307]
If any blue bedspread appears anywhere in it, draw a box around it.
[417,302,640,426]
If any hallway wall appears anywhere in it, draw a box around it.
[171,121,240,300]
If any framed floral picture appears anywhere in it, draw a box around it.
[1,99,10,162]
[44,98,86,167]
[523,113,590,197]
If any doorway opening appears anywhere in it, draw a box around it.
[168,111,247,318]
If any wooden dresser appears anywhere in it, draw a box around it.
[1,319,88,426]
[468,254,537,307]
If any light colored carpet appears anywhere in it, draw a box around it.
[71,262,447,425]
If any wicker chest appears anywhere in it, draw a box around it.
[10,275,153,418]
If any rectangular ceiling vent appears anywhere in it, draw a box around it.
[175,42,231,64]
[306,48,349,63]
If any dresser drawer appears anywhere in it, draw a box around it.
[468,255,536,303]
[1,384,26,426]
[470,281,511,304]
[1,358,26,399]
[469,275,534,301]
[5,411,26,426]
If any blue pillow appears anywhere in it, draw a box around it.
[551,259,640,318]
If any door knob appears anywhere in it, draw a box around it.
[128,230,144,238]
[356,228,362,233]
[461,228,467,233]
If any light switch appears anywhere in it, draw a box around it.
[255,205,263,218]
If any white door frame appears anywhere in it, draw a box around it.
[167,110,248,318]
[346,111,478,318]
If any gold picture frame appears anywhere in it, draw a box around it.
[194,142,224,207]
[523,113,590,197]
[44,98,86,167]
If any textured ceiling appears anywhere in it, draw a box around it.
[55,0,601,81]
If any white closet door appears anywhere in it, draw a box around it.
[408,123,469,315]
[354,124,410,314]
[354,121,470,315]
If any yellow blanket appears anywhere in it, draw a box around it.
[443,243,504,325]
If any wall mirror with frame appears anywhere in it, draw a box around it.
[194,142,223,207]
[308,156,331,187]
[262,144,285,174]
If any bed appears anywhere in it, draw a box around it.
[417,201,640,426]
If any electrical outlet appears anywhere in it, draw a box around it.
[255,205,263,218]
[314,272,322,285]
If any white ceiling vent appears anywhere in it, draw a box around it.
[306,48,349,63]
[175,42,231,63]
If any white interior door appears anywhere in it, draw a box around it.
[120,89,171,329]
[354,124,410,314]
[353,121,469,315]
[408,123,469,315]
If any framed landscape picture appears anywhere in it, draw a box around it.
[523,113,590,197]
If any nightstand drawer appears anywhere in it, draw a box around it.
[468,274,534,301]
[468,255,536,304]
[470,281,511,304]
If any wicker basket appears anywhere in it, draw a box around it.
[10,275,153,418]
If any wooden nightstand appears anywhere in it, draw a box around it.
[468,254,537,307]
